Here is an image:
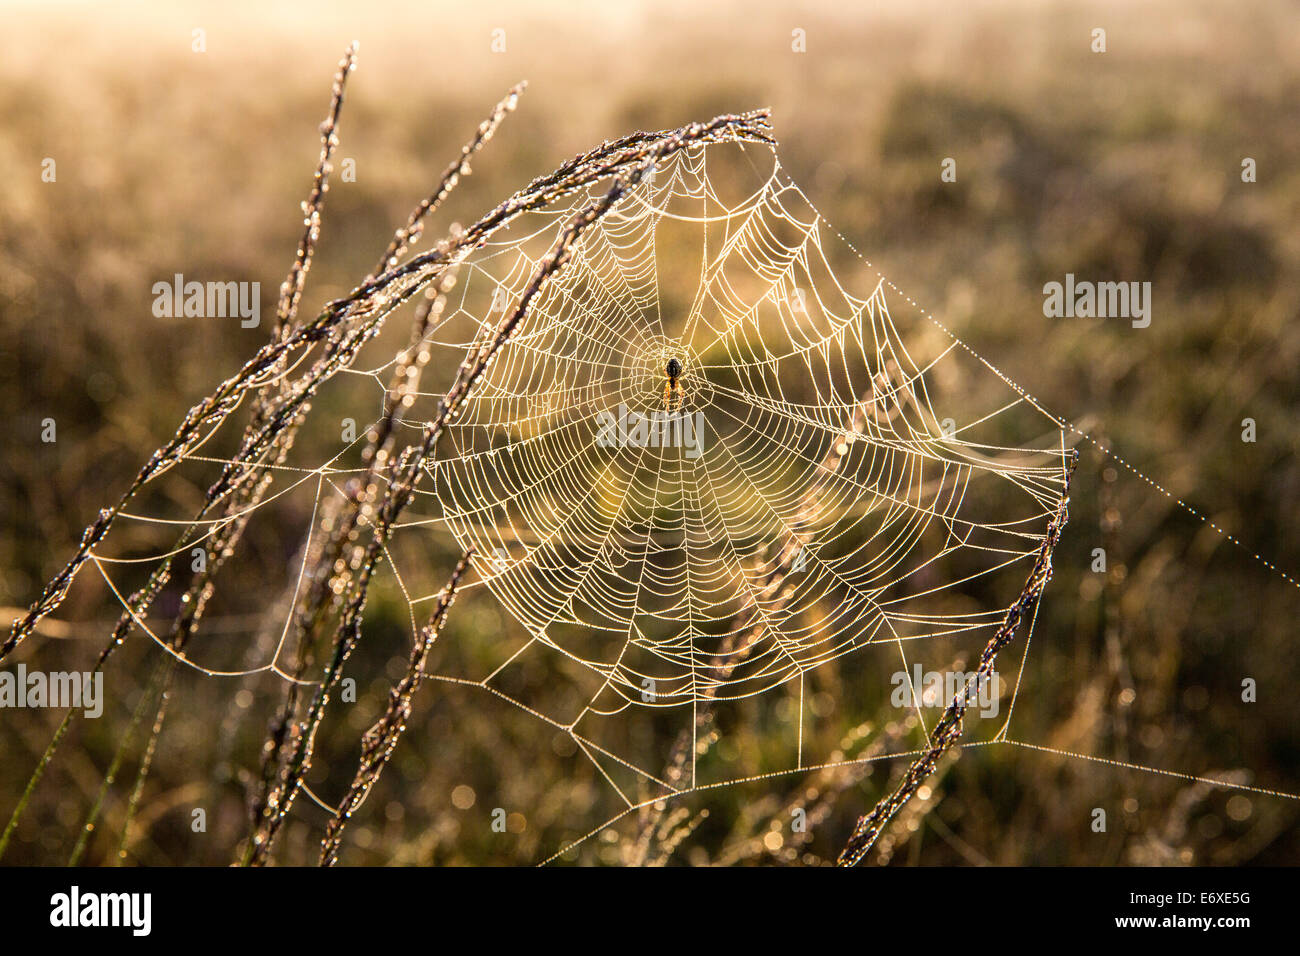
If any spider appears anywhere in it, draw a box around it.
[663,357,685,411]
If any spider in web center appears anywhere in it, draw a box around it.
[663,356,685,411]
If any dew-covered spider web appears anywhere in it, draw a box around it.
[333,141,1071,859]
[15,125,1297,867]
[423,145,1069,718]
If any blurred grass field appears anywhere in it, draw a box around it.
[1,0,1298,864]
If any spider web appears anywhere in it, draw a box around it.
[28,141,1073,861]
[375,142,1073,844]
[18,131,1296,867]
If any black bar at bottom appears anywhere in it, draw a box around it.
[1,865,1280,942]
